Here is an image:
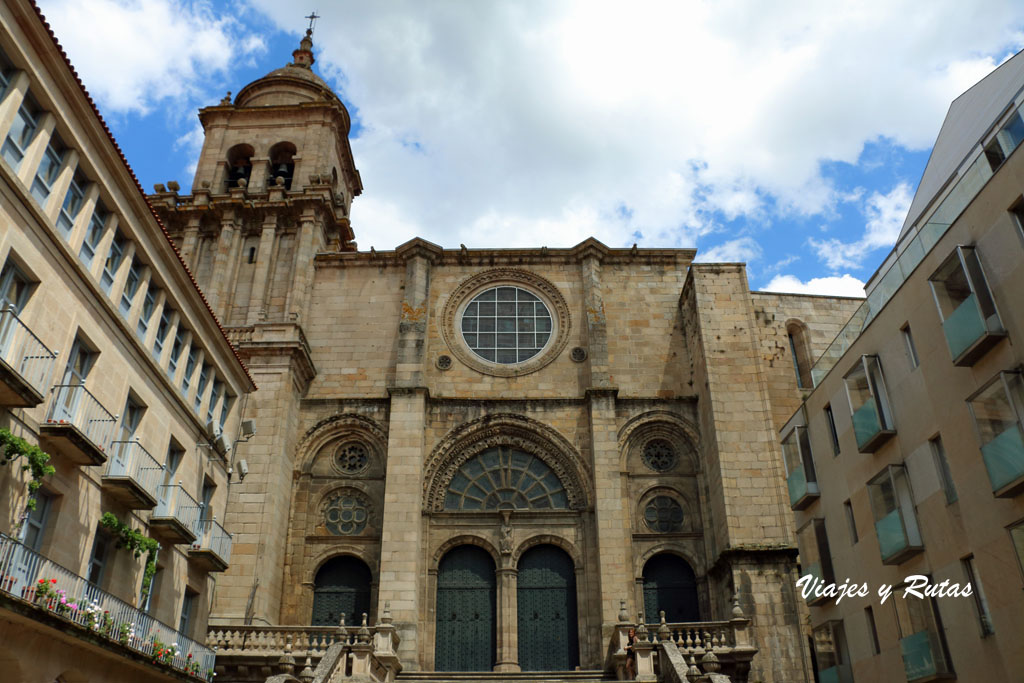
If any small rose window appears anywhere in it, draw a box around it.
[644,496,684,533]
[642,439,677,472]
[334,442,369,474]
[324,493,370,535]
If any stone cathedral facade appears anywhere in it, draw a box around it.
[148,32,861,683]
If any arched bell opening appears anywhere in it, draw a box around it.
[269,141,297,189]
[311,555,372,627]
[226,143,254,189]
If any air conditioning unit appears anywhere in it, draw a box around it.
[215,432,231,454]
[240,419,256,439]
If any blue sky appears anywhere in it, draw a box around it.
[34,0,1024,296]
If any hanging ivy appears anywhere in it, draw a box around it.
[99,512,160,605]
[0,427,56,525]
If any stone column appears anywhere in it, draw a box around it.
[207,211,237,314]
[179,217,201,269]
[495,566,520,672]
[286,207,316,323]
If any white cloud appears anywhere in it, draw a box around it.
[809,182,914,270]
[761,274,867,298]
[694,237,762,264]
[235,0,1022,250]
[36,0,265,114]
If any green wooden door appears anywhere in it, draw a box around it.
[435,546,496,671]
[311,556,371,626]
[517,545,579,671]
[642,553,699,623]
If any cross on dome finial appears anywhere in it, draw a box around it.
[305,11,320,33]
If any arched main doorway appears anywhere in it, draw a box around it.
[642,553,699,623]
[311,556,371,626]
[517,545,579,671]
[435,545,496,671]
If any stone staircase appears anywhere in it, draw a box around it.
[397,671,613,683]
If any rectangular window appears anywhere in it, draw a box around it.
[782,426,818,510]
[844,499,858,544]
[868,465,924,564]
[179,588,198,637]
[1013,200,1024,242]
[181,346,198,397]
[967,370,1024,497]
[168,327,185,379]
[824,404,840,456]
[56,173,85,238]
[78,204,107,268]
[788,332,804,388]
[985,110,1024,171]
[30,139,65,206]
[207,378,223,425]
[120,257,141,316]
[891,582,955,678]
[219,392,235,431]
[20,489,53,551]
[0,260,33,313]
[930,436,957,503]
[844,354,895,453]
[962,555,994,635]
[865,606,880,655]
[195,363,210,413]
[164,442,184,484]
[86,532,111,586]
[928,245,1005,366]
[152,305,171,359]
[100,231,125,294]
[118,394,145,442]
[901,323,919,369]
[137,287,156,341]
[1,97,38,170]
[1010,520,1024,584]
[811,621,851,682]
[797,519,834,606]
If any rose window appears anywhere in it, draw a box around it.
[334,442,369,474]
[642,439,677,472]
[461,286,552,364]
[644,496,684,533]
[324,494,370,535]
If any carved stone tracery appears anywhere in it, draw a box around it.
[423,413,590,512]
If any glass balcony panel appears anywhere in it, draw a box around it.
[942,292,987,360]
[899,629,954,681]
[853,401,883,450]
[875,508,909,562]
[980,423,1024,494]
[818,667,841,683]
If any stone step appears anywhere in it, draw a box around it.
[397,670,612,683]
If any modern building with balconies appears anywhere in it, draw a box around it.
[0,1,254,681]
[783,46,1024,683]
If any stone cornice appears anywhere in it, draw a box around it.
[315,239,695,268]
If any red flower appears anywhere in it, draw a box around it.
[38,579,45,584]
[50,579,57,584]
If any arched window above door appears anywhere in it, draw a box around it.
[443,446,569,511]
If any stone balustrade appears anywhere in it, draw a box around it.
[208,608,401,683]
[607,598,757,683]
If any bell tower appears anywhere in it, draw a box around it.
[148,27,360,627]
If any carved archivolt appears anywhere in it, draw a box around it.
[440,268,571,377]
[618,411,700,474]
[423,413,591,512]
[295,413,388,474]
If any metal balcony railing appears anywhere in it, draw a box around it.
[43,384,118,462]
[0,532,214,680]
[151,485,202,544]
[190,517,232,570]
[103,441,164,509]
[0,305,58,405]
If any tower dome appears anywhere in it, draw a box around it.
[234,28,341,107]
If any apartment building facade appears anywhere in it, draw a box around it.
[0,1,254,681]
[785,49,1024,683]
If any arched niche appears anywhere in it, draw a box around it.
[269,141,297,189]
[311,555,373,627]
[786,319,813,389]
[226,143,254,189]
